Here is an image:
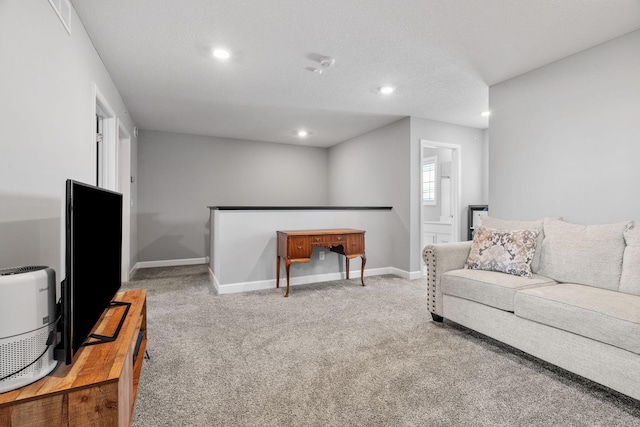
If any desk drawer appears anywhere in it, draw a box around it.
[345,234,364,255]
[310,235,323,245]
[323,234,347,245]
[288,236,311,258]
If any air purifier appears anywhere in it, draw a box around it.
[0,266,58,393]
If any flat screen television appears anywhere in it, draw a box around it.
[54,180,124,364]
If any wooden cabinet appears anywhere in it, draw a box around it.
[0,290,147,426]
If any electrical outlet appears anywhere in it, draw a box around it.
[319,251,325,260]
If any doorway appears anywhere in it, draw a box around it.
[420,140,462,274]
[94,84,131,281]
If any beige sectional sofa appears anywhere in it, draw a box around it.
[422,216,640,401]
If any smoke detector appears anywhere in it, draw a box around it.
[318,56,335,68]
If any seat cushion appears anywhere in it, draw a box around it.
[441,269,556,312]
[514,283,640,354]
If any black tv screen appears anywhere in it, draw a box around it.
[56,180,123,364]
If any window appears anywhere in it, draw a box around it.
[423,156,437,205]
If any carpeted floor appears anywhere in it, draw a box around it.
[122,265,640,426]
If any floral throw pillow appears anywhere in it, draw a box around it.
[465,226,540,278]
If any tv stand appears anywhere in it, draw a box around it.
[86,300,131,345]
[0,290,147,426]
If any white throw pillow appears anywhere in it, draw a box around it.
[538,218,631,290]
[620,225,640,296]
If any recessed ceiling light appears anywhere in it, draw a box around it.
[379,86,395,94]
[297,130,308,138]
[481,111,491,117]
[212,48,231,60]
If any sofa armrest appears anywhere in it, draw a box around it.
[423,241,472,319]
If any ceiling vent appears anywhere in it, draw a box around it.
[48,0,71,35]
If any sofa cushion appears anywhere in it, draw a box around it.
[514,283,640,355]
[480,216,544,273]
[465,226,540,278]
[538,218,631,291]
[441,269,556,312]
[620,225,640,296]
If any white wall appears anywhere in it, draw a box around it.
[489,30,640,223]
[482,129,489,203]
[0,2,137,283]
[137,130,330,262]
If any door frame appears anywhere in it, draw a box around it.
[94,84,131,281]
[117,120,132,282]
[94,84,117,190]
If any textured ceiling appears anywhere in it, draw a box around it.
[72,0,640,147]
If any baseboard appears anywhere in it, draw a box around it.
[208,267,220,294]
[129,264,137,279]
[410,270,425,280]
[133,257,210,270]
[388,267,424,280]
[210,266,408,295]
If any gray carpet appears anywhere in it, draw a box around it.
[122,265,640,426]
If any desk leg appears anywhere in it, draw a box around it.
[276,255,281,288]
[360,252,366,286]
[284,260,293,297]
[346,256,350,280]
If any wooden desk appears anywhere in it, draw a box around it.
[0,290,147,427]
[276,228,366,297]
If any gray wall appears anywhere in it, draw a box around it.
[328,118,412,271]
[410,117,487,271]
[0,2,137,284]
[137,130,329,262]
[489,30,640,223]
[211,209,393,288]
[130,136,139,270]
[328,117,486,275]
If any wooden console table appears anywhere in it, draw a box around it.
[0,289,147,426]
[276,228,366,297]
